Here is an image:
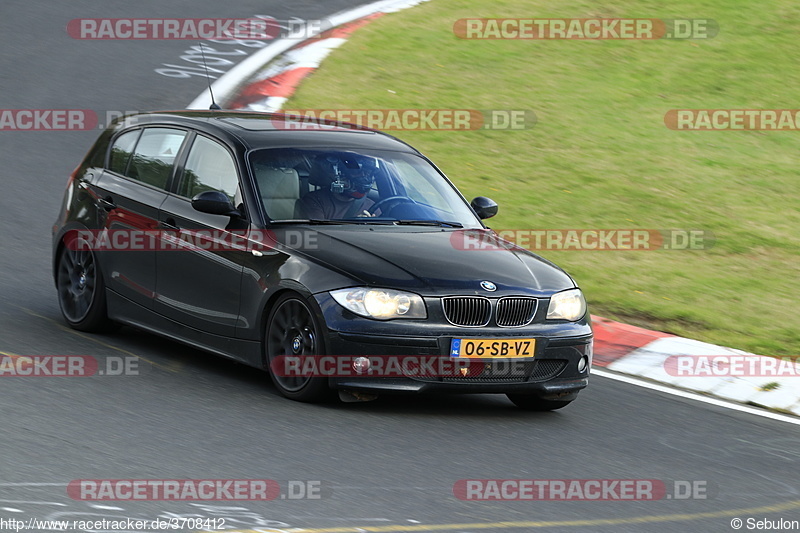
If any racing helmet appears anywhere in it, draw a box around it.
[335,156,378,198]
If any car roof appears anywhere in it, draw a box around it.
[116,110,421,154]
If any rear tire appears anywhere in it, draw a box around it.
[265,293,332,403]
[55,240,116,332]
[507,394,573,411]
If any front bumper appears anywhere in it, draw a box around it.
[325,329,591,397]
[312,289,592,397]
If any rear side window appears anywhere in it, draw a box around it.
[126,128,187,190]
[178,135,239,202]
[108,129,140,175]
[86,128,114,169]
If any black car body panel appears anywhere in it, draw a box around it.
[53,111,592,407]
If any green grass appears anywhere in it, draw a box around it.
[287,0,800,355]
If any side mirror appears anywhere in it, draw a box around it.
[470,196,498,220]
[191,190,240,217]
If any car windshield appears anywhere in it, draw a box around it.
[248,148,483,228]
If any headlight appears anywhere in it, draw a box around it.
[330,288,427,320]
[546,289,587,321]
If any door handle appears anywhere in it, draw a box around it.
[160,218,180,231]
[98,196,116,211]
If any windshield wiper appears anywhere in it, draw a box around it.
[393,220,464,228]
[270,219,393,225]
[270,219,463,227]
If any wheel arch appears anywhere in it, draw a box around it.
[52,223,88,286]
[258,283,328,368]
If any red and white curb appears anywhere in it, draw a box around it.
[227,13,384,111]
[187,0,430,111]
[593,317,800,416]
[188,1,800,419]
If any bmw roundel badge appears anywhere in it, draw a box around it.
[480,280,497,292]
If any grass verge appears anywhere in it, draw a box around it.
[287,0,800,355]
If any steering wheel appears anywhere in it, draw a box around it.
[368,195,417,216]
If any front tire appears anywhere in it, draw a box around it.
[55,240,116,332]
[265,294,331,402]
[507,394,573,411]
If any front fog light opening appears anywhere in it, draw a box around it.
[577,356,589,373]
[353,357,371,374]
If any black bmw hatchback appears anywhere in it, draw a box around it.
[53,111,592,410]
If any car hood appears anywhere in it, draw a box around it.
[281,226,576,296]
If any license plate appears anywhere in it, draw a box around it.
[450,338,536,358]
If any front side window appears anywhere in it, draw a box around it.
[127,128,187,190]
[178,135,239,202]
[248,148,482,228]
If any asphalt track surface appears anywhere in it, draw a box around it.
[1,1,799,532]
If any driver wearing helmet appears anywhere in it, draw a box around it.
[296,155,377,220]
